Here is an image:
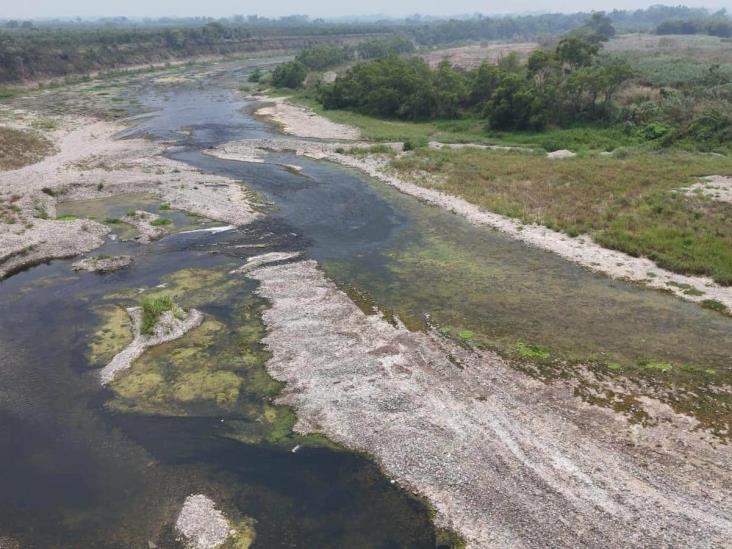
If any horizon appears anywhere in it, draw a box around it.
[3,1,731,21]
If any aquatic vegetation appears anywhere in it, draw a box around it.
[151,218,172,226]
[515,341,551,360]
[105,266,309,445]
[87,304,134,366]
[159,203,171,210]
[227,517,257,549]
[56,214,79,221]
[701,299,730,315]
[640,360,673,372]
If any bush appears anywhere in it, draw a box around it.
[403,137,428,151]
[271,60,307,89]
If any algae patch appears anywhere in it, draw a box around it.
[88,304,134,366]
[104,265,311,446]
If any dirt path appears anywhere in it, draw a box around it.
[248,257,732,548]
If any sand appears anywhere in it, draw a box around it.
[253,96,360,140]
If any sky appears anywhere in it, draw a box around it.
[4,0,731,19]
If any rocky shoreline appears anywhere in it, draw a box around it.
[0,112,261,278]
[247,255,732,548]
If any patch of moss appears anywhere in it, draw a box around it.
[56,214,79,221]
[151,217,172,226]
[515,341,551,361]
[640,360,673,372]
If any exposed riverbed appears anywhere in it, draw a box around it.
[1,59,731,547]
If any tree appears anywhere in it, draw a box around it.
[557,37,599,72]
[585,12,615,42]
[485,74,547,130]
[433,61,468,118]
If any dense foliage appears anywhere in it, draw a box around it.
[317,38,635,130]
[271,60,307,88]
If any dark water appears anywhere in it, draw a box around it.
[2,59,731,547]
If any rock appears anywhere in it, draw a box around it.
[546,149,576,159]
[72,255,133,273]
[175,495,232,549]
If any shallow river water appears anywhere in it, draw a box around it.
[1,60,731,547]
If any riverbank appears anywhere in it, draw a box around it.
[210,132,732,311]
[0,110,261,277]
[248,255,732,548]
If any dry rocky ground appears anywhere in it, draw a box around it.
[247,255,732,548]
[421,41,539,70]
[0,109,261,278]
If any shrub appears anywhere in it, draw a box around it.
[271,61,307,89]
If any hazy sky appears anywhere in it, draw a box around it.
[5,0,731,19]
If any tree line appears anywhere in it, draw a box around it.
[656,16,732,38]
[315,37,635,131]
[268,38,416,88]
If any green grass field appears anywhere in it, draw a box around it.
[390,147,732,284]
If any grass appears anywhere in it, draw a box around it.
[104,217,121,224]
[159,203,171,211]
[55,214,79,221]
[151,218,172,226]
[140,295,176,335]
[0,127,53,170]
[390,147,732,285]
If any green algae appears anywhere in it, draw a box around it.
[104,265,323,447]
[319,175,732,438]
[87,304,134,366]
[225,517,257,549]
[515,341,551,361]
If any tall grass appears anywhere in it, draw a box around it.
[140,295,175,335]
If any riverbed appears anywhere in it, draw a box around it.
[1,59,731,547]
